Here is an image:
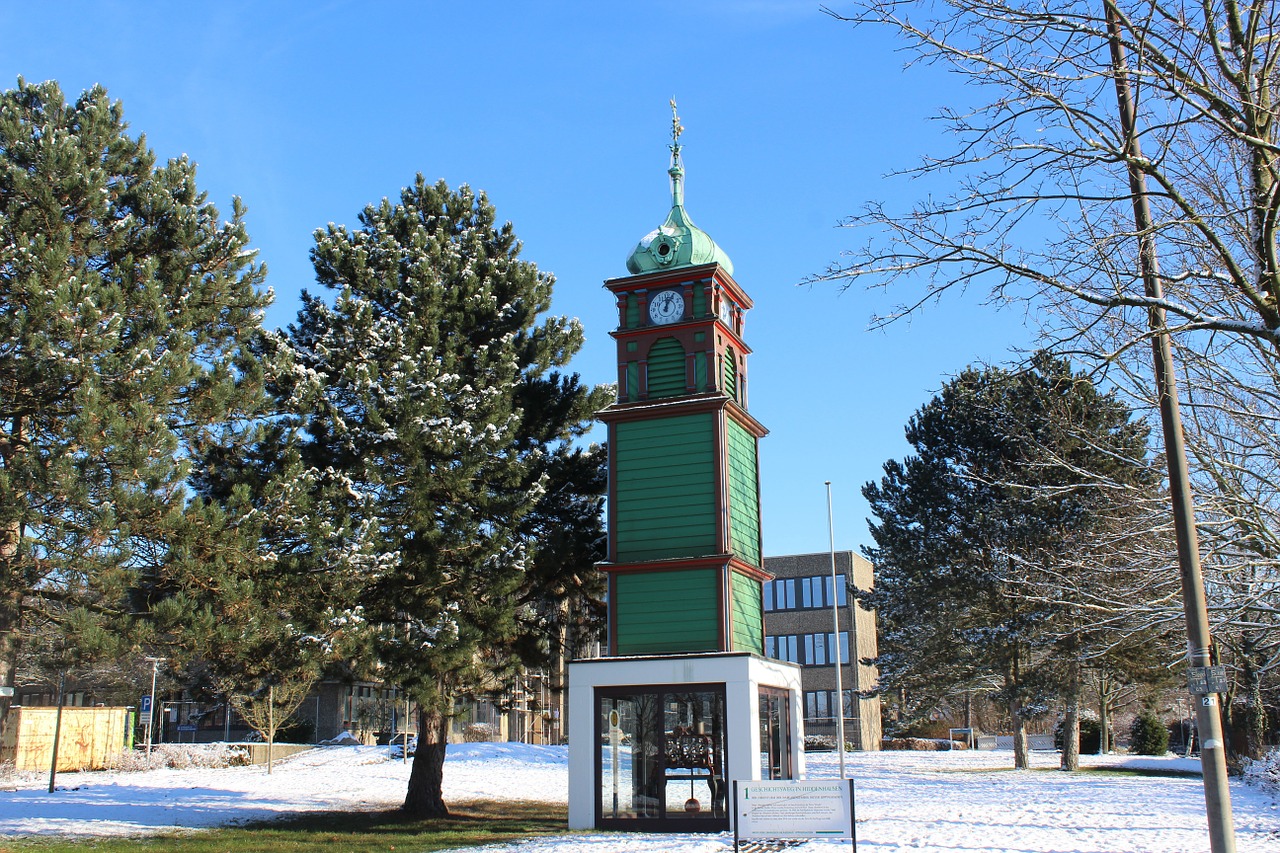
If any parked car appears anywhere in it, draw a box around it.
[388,732,417,758]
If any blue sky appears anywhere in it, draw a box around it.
[4,1,1033,557]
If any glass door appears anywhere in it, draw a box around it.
[759,686,794,780]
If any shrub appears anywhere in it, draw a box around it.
[1129,711,1169,755]
[1242,748,1280,795]
[462,722,499,742]
[106,743,250,771]
[881,737,954,751]
[1054,717,1102,754]
[804,735,836,752]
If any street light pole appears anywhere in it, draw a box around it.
[826,481,847,780]
[144,657,164,758]
[47,671,65,794]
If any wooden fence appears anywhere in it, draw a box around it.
[0,706,133,771]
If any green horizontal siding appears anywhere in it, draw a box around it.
[727,418,761,565]
[615,414,716,561]
[730,571,763,653]
[615,569,719,653]
[647,337,686,398]
[694,350,707,392]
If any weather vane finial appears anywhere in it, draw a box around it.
[669,97,684,153]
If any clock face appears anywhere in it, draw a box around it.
[649,290,685,325]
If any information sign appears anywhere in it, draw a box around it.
[139,695,152,715]
[733,779,855,848]
[176,724,198,732]
[1187,665,1229,695]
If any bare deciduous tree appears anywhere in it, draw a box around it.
[225,675,315,774]
[817,0,1280,352]
[817,0,1280,762]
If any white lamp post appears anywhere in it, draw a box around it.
[826,481,847,780]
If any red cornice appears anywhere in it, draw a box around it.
[608,315,753,356]
[603,263,754,311]
[599,393,769,435]
[598,554,735,575]
[599,392,729,424]
[726,400,769,438]
[598,554,771,581]
[729,557,773,583]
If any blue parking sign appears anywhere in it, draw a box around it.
[140,695,152,714]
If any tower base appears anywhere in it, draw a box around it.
[567,652,803,832]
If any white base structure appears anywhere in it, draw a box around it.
[567,652,804,832]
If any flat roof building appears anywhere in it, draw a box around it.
[763,551,881,751]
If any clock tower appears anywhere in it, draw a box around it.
[567,104,802,834]
[599,113,768,657]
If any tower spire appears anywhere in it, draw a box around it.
[624,99,733,275]
[669,97,685,208]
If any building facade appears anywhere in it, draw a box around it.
[762,551,881,750]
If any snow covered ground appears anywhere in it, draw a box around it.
[1,743,1277,852]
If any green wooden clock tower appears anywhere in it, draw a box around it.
[598,104,768,657]
[568,103,801,835]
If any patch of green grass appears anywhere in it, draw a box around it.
[1077,765,1202,779]
[0,799,570,853]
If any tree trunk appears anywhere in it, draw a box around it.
[0,552,22,751]
[1099,690,1111,755]
[403,706,450,818]
[1011,696,1030,770]
[267,685,274,775]
[0,418,24,749]
[552,600,569,743]
[1241,638,1266,761]
[1060,657,1080,771]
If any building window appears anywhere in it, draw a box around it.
[763,578,796,611]
[803,690,856,723]
[765,632,848,667]
[764,574,846,611]
[765,634,799,663]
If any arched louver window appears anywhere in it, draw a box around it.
[647,337,687,398]
[722,346,738,401]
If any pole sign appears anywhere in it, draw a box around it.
[1187,665,1229,695]
[139,695,152,715]
[733,779,855,848]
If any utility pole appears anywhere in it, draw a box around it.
[1104,4,1235,850]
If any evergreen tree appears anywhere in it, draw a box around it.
[863,355,1161,768]
[0,80,270,738]
[274,177,609,816]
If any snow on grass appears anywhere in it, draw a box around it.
[1,744,1276,852]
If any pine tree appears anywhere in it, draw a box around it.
[863,355,1162,768]
[0,80,270,738]
[275,177,609,816]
